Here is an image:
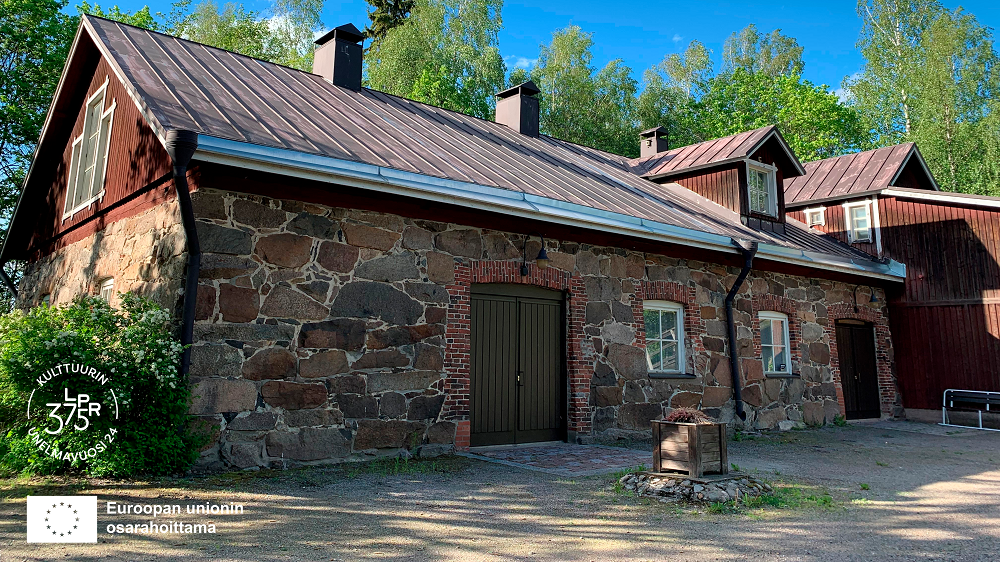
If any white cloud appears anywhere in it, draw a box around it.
[505,55,538,69]
[672,34,683,43]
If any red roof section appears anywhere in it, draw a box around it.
[628,126,801,178]
[784,143,936,206]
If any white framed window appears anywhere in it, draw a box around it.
[40,294,51,307]
[643,301,685,374]
[844,201,872,243]
[759,311,791,375]
[804,207,826,227]
[64,77,115,220]
[98,278,115,303]
[746,162,778,216]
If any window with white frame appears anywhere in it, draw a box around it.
[643,301,685,374]
[759,311,791,375]
[65,78,115,219]
[98,278,115,303]
[747,162,778,216]
[805,207,825,227]
[845,202,872,242]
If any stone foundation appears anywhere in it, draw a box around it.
[178,185,901,470]
[619,472,772,503]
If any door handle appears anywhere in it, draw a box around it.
[517,371,525,387]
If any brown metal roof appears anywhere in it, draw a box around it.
[784,143,937,206]
[23,16,887,270]
[627,126,804,178]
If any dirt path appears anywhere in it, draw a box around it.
[2,421,999,561]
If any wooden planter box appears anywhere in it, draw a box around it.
[651,421,728,477]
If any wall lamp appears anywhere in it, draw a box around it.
[520,233,550,276]
[853,285,879,312]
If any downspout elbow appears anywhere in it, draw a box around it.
[0,267,17,300]
[164,130,199,375]
[725,239,758,422]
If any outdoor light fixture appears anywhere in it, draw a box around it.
[853,285,878,312]
[520,233,550,275]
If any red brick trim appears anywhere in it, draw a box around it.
[748,294,802,379]
[827,304,896,417]
[631,281,705,371]
[454,420,471,451]
[441,261,591,436]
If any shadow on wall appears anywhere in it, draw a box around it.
[880,218,1000,409]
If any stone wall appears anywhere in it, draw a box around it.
[17,199,187,310]
[186,187,901,469]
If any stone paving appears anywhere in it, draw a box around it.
[461,442,652,476]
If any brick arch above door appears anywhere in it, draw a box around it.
[440,260,590,448]
[827,304,899,418]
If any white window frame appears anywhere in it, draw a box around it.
[643,300,685,375]
[804,206,826,227]
[746,161,778,217]
[844,201,873,243]
[98,278,115,303]
[63,77,115,221]
[759,311,792,375]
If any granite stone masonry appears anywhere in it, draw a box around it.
[174,187,901,469]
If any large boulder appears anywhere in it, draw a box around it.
[265,427,351,461]
[434,229,481,258]
[330,282,423,325]
[608,343,648,380]
[189,343,243,377]
[196,222,252,255]
[218,284,260,323]
[189,378,258,415]
[299,350,349,378]
[255,233,313,269]
[353,420,426,450]
[355,254,420,282]
[316,241,359,273]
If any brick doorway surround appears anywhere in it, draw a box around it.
[828,304,896,418]
[441,261,589,449]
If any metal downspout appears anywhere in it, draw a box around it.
[725,239,758,421]
[0,267,17,300]
[164,130,200,374]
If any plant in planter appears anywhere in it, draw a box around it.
[652,408,728,477]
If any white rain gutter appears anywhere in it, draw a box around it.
[194,135,905,283]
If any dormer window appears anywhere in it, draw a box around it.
[844,201,872,243]
[64,78,115,219]
[747,162,778,217]
[805,207,826,227]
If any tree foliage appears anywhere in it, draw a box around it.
[364,0,414,47]
[365,0,505,120]
[847,0,1000,194]
[722,24,805,77]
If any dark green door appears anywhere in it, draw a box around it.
[470,285,565,446]
[835,321,881,420]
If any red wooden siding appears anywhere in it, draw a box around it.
[877,195,1000,408]
[670,164,742,214]
[788,203,879,257]
[29,55,172,259]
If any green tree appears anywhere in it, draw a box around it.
[78,2,161,29]
[364,0,414,47]
[699,69,868,161]
[909,9,1000,193]
[169,0,323,71]
[636,41,712,148]
[365,0,505,120]
[527,25,638,156]
[722,24,805,77]
[845,0,943,144]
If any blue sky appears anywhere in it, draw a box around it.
[101,0,1000,92]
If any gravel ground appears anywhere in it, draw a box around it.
[2,420,999,561]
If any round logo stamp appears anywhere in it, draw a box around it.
[27,363,119,462]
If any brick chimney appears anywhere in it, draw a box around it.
[640,126,669,158]
[495,81,540,137]
[313,23,364,91]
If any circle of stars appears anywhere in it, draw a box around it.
[43,502,79,537]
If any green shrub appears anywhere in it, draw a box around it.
[0,295,201,477]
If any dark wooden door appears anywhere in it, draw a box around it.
[470,285,565,446]
[835,321,881,419]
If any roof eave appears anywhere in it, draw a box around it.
[195,135,905,283]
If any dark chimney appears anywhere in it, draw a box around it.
[313,23,364,90]
[640,126,669,158]
[495,81,540,137]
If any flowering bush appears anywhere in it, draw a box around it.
[0,294,201,477]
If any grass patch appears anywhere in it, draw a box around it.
[706,481,836,515]
[860,483,870,490]
[833,415,848,427]
[344,456,468,478]
[875,460,890,467]
[610,464,646,496]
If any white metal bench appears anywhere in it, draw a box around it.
[940,389,1000,432]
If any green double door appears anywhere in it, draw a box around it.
[470,285,566,447]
